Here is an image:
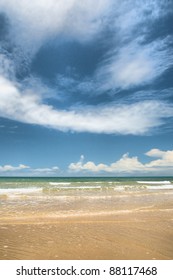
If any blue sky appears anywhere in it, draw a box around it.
[0,0,173,176]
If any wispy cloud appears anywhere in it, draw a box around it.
[94,0,173,92]
[0,0,172,137]
[0,76,173,135]
[0,0,171,70]
[96,37,173,91]
[0,0,111,55]
[0,53,15,79]
[112,0,171,38]
[30,166,59,175]
[0,163,59,176]
[69,149,173,175]
[0,164,29,172]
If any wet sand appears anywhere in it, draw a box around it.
[0,190,173,260]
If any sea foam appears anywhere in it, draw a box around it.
[137,181,171,184]
[49,182,71,186]
[146,185,173,190]
[0,188,42,195]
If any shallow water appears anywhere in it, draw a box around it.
[0,177,173,259]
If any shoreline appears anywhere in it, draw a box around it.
[0,186,173,260]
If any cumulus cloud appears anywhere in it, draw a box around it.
[145,149,173,168]
[0,75,173,135]
[69,149,173,175]
[145,148,165,158]
[69,154,144,173]
[69,155,108,172]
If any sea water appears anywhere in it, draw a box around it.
[0,176,173,195]
[0,177,173,219]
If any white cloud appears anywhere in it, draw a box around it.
[1,150,173,176]
[0,163,59,175]
[0,0,170,66]
[0,1,113,79]
[69,149,173,175]
[0,1,172,137]
[69,154,144,174]
[95,1,172,91]
[0,75,173,135]
[0,164,29,172]
[108,153,144,173]
[114,0,170,37]
[0,0,111,56]
[97,37,173,91]
[0,0,169,49]
[145,149,173,168]
[69,155,108,172]
[0,53,15,79]
[145,148,165,158]
[30,166,59,175]
[0,0,172,94]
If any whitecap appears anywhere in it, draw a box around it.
[49,182,71,186]
[58,186,101,189]
[146,185,173,190]
[0,188,42,195]
[137,181,171,184]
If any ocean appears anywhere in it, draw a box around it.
[0,176,173,219]
[1,176,173,193]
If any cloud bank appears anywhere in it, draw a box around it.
[69,149,173,175]
[1,148,173,176]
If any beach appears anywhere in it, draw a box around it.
[0,177,173,260]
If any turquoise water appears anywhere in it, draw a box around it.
[0,177,173,197]
[1,176,173,221]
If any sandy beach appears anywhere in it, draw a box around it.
[0,0,173,264]
[0,189,173,260]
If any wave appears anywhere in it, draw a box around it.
[48,185,102,190]
[113,184,173,191]
[137,181,171,184]
[70,186,101,189]
[49,182,71,186]
[146,185,173,190]
[0,188,42,195]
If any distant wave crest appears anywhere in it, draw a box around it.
[137,181,171,184]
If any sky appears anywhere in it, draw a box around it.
[0,0,173,177]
